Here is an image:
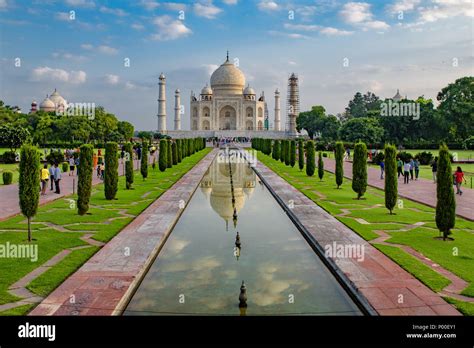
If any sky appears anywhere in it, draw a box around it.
[0,0,472,131]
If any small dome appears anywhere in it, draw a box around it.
[40,96,55,111]
[393,89,402,102]
[31,100,37,105]
[175,89,180,94]
[210,55,245,94]
[243,85,255,95]
[49,89,67,108]
[159,72,166,80]
[201,85,213,95]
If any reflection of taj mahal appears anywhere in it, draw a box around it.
[200,160,256,227]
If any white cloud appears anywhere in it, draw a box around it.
[268,30,309,39]
[418,0,474,23]
[52,52,87,61]
[140,0,159,11]
[104,74,120,85]
[284,23,354,36]
[163,2,187,11]
[55,12,72,21]
[0,0,8,10]
[320,27,354,36]
[81,43,93,50]
[258,1,279,11]
[99,6,128,16]
[125,81,136,90]
[32,66,86,84]
[222,0,238,4]
[362,20,390,31]
[131,23,145,30]
[151,15,192,40]
[387,0,420,13]
[193,2,222,19]
[340,2,390,31]
[65,0,95,8]
[98,45,118,55]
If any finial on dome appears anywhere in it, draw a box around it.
[226,50,229,61]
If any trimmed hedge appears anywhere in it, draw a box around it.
[104,142,118,200]
[19,144,40,242]
[2,171,13,185]
[124,142,134,189]
[141,142,149,180]
[77,144,93,215]
[305,141,315,177]
[159,139,167,172]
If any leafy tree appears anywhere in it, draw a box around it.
[172,141,178,165]
[118,121,134,141]
[19,145,40,242]
[137,131,153,141]
[352,142,367,199]
[345,91,381,118]
[298,140,304,171]
[384,144,397,214]
[141,141,149,180]
[77,144,93,215]
[436,144,456,240]
[159,139,167,172]
[124,142,134,189]
[290,140,296,167]
[0,124,30,151]
[335,141,344,188]
[317,151,324,181]
[338,117,384,144]
[104,142,118,200]
[305,141,315,176]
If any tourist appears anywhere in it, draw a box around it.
[53,163,62,194]
[97,160,101,178]
[49,164,55,191]
[69,156,75,176]
[380,160,385,180]
[454,167,467,195]
[100,163,105,180]
[403,160,411,184]
[346,148,351,160]
[409,158,415,180]
[431,157,438,183]
[75,156,80,176]
[397,157,403,178]
[413,158,420,180]
[40,164,49,196]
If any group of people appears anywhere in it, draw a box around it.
[40,163,62,195]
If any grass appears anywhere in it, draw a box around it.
[0,163,19,184]
[444,297,474,316]
[0,148,211,312]
[0,304,36,316]
[254,149,474,315]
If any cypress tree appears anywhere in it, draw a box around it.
[352,142,367,199]
[384,144,397,214]
[280,140,286,163]
[172,141,178,165]
[105,142,118,200]
[167,140,173,168]
[19,144,40,242]
[335,141,344,189]
[78,144,93,215]
[290,140,296,167]
[298,140,304,171]
[318,151,324,181]
[176,139,182,163]
[124,142,134,189]
[436,144,456,240]
[273,140,280,161]
[305,141,315,177]
[141,141,149,180]
[285,140,291,166]
[159,139,167,172]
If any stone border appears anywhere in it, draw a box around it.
[29,149,217,316]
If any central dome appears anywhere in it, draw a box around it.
[210,56,245,95]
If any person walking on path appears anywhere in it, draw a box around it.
[53,163,62,194]
[454,167,467,195]
[409,158,415,180]
[403,160,411,184]
[431,157,438,183]
[40,164,49,196]
[380,160,385,180]
[69,156,75,176]
[346,148,351,161]
[397,157,403,178]
[414,158,420,180]
[49,164,55,191]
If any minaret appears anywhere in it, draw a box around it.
[174,89,181,131]
[287,73,299,136]
[157,73,167,132]
[274,89,281,131]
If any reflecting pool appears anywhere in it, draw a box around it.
[124,151,362,315]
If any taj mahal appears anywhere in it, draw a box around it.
[158,53,300,139]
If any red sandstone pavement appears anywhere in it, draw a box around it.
[323,158,474,221]
[29,149,217,316]
[254,159,460,315]
[0,159,143,222]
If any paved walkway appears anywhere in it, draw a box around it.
[0,159,143,222]
[255,159,460,315]
[323,158,474,221]
[29,149,217,316]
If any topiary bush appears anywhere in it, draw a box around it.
[104,142,118,200]
[384,144,397,214]
[397,151,413,162]
[335,141,344,189]
[352,142,367,199]
[141,141,149,180]
[167,140,173,168]
[318,151,324,181]
[436,144,455,240]
[305,141,315,177]
[62,162,69,173]
[414,151,433,165]
[159,139,167,172]
[2,150,17,164]
[290,140,296,167]
[2,171,13,185]
[19,144,40,242]
[298,140,304,171]
[77,144,93,215]
[46,150,64,165]
[124,142,134,189]
[172,141,178,165]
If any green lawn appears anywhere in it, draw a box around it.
[254,150,474,315]
[0,148,210,315]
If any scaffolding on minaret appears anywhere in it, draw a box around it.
[285,73,300,135]
[264,100,269,130]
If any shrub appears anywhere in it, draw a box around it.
[280,140,286,163]
[384,144,397,214]
[172,141,178,165]
[19,144,40,242]
[397,151,413,162]
[159,139,167,172]
[176,139,182,163]
[2,150,17,164]
[436,144,456,240]
[46,150,64,165]
[2,171,13,185]
[141,141,149,180]
[290,140,296,167]
[305,141,315,177]
[273,140,280,161]
[124,142,134,189]
[414,151,433,165]
[298,140,304,171]
[317,151,324,181]
[335,141,344,189]
[62,162,69,173]
[104,142,118,200]
[322,153,327,158]
[77,144,93,215]
[167,140,173,168]
[285,140,290,166]
[352,142,367,199]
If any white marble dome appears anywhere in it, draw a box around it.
[49,89,67,108]
[201,85,213,95]
[243,85,255,95]
[40,96,55,112]
[210,57,245,94]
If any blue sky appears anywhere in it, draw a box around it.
[0,0,472,130]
